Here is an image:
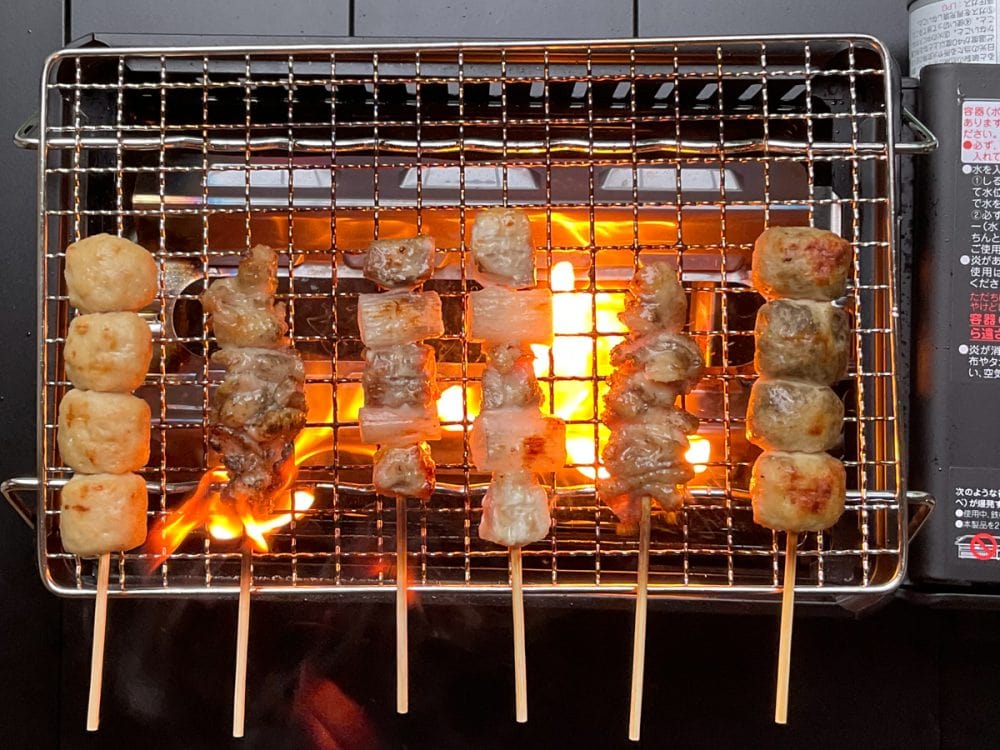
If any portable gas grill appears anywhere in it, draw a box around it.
[2,35,937,602]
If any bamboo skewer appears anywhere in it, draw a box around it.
[86,552,111,732]
[396,494,409,715]
[233,549,252,738]
[774,532,798,725]
[628,495,652,742]
[510,545,528,723]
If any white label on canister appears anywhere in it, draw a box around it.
[910,0,999,76]
[962,99,1000,162]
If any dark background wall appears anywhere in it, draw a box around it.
[3,3,1000,749]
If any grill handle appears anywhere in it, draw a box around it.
[13,113,39,150]
[1,476,39,530]
[906,490,936,543]
[897,107,938,155]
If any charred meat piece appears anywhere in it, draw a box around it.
[469,208,536,288]
[752,226,852,302]
[363,234,436,290]
[750,450,846,532]
[610,330,704,394]
[202,245,288,349]
[372,442,436,499]
[479,470,552,546]
[602,361,683,423]
[619,262,688,335]
[746,378,844,453]
[208,346,306,511]
[362,343,439,409]
[600,407,698,483]
[597,467,691,522]
[754,299,850,385]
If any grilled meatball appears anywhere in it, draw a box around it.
[362,343,439,409]
[57,389,151,474]
[754,299,850,385]
[467,286,553,347]
[746,378,844,453]
[64,312,152,393]
[619,261,688,335]
[372,442,435,499]
[469,208,536,288]
[479,470,552,547]
[64,233,157,313]
[357,291,444,348]
[60,473,147,555]
[610,330,705,393]
[750,450,846,532]
[202,245,288,349]
[752,226,851,301]
[363,234,436,290]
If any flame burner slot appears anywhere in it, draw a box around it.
[36,38,904,599]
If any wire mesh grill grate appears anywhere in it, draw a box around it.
[35,37,904,598]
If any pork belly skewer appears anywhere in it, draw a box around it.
[201,245,307,738]
[748,226,851,724]
[467,208,565,723]
[597,262,703,742]
[358,234,442,714]
[59,233,157,731]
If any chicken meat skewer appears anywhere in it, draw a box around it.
[58,233,157,731]
[357,234,442,714]
[201,245,307,738]
[468,208,565,723]
[748,226,851,724]
[598,262,704,742]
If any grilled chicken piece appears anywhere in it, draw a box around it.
[64,312,152,393]
[359,404,441,447]
[754,299,850,385]
[479,470,552,546]
[64,233,158,314]
[619,262,688,335]
[202,245,288,349]
[600,407,698,492]
[597,469,690,523]
[60,473,148,555]
[57,389,151,474]
[209,346,306,511]
[469,208,536,288]
[372,442,436,499]
[363,234,436,290]
[610,331,704,393]
[481,344,544,410]
[467,286,553,347]
[746,378,844,453]
[357,290,444,348]
[752,226,851,301]
[602,361,682,423]
[362,343,439,409]
[750,450,846,532]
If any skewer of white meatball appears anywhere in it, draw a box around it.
[58,233,156,556]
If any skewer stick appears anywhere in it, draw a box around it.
[774,531,798,725]
[86,552,111,732]
[510,545,528,723]
[628,495,652,742]
[233,549,252,738]
[396,494,409,714]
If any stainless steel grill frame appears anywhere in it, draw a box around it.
[9,35,933,599]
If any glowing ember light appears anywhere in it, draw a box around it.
[685,435,711,474]
[437,384,480,431]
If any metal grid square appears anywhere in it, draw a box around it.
[33,37,905,599]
